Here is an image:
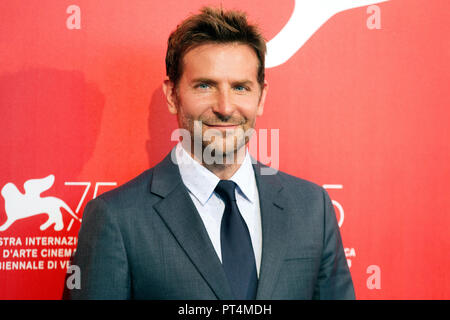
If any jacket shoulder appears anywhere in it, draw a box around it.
[95,168,155,208]
[273,168,326,197]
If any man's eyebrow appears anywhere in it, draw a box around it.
[230,79,255,87]
[190,78,218,85]
[190,78,255,86]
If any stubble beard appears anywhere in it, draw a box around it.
[178,111,254,166]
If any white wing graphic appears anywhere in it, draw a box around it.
[266,0,389,68]
[23,174,55,196]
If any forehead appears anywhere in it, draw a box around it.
[181,43,259,81]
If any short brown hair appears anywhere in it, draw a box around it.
[165,6,266,88]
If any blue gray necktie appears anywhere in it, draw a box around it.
[215,180,258,300]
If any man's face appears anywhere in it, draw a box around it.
[164,42,268,160]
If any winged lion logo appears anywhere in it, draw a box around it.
[0,175,80,231]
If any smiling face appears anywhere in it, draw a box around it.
[163,42,268,161]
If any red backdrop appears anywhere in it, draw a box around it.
[1,0,449,299]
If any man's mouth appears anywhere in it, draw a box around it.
[203,123,240,129]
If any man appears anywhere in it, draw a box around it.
[64,7,354,300]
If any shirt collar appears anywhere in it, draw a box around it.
[175,143,256,205]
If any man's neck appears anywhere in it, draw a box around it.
[183,144,247,180]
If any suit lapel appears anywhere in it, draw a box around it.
[253,162,291,300]
[149,152,292,300]
[150,153,234,300]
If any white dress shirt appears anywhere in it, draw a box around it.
[174,143,262,277]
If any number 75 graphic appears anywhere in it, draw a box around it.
[63,181,117,231]
[323,184,344,228]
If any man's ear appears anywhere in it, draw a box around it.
[162,77,178,115]
[256,80,268,117]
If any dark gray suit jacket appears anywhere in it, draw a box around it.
[64,152,355,300]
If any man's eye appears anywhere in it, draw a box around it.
[197,83,210,89]
[234,85,247,91]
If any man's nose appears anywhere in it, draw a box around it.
[212,88,234,117]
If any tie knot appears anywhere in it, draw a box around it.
[215,180,237,202]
